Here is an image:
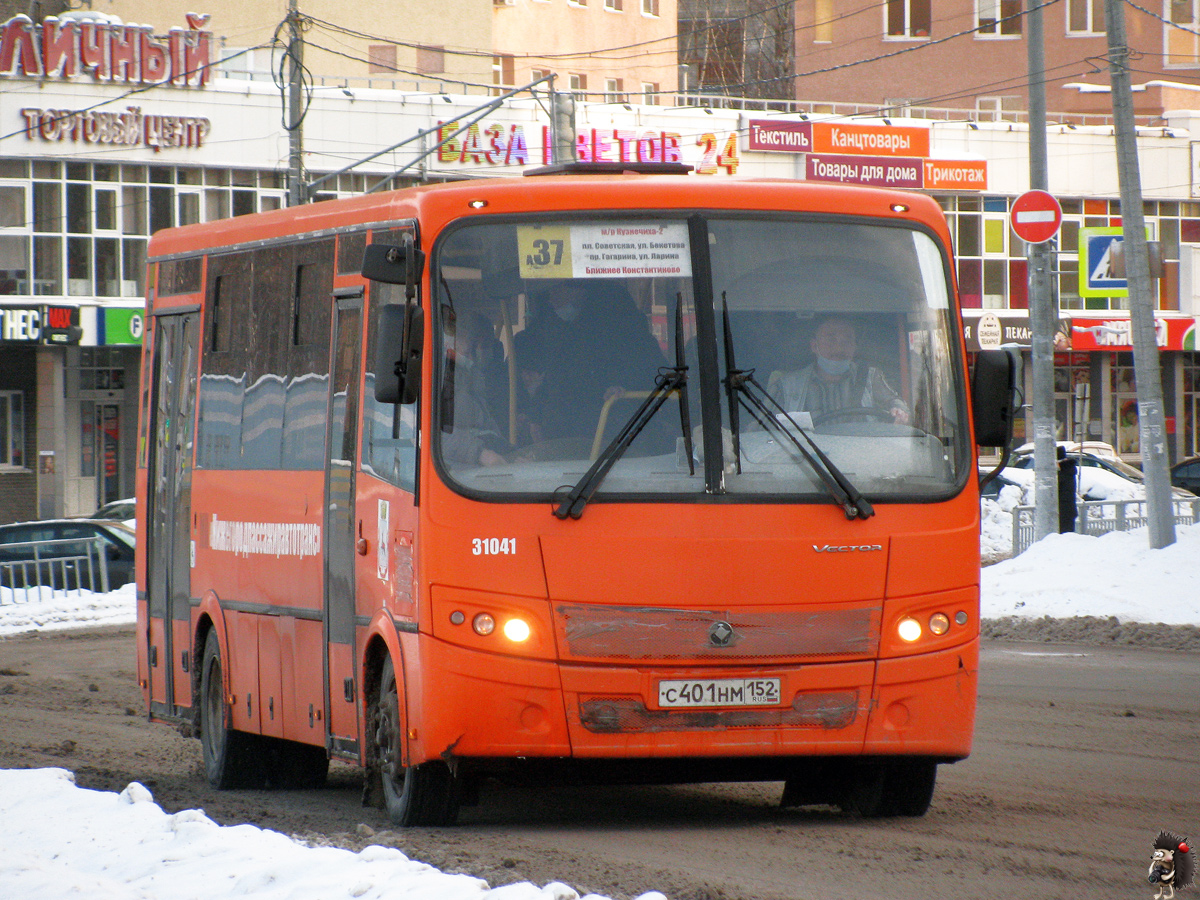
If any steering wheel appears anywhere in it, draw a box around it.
[813,406,895,426]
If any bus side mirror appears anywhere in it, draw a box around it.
[362,238,425,297]
[971,348,1021,448]
[374,303,424,405]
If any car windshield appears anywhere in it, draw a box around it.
[432,214,968,503]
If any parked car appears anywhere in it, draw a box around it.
[0,519,135,591]
[1170,456,1200,494]
[90,497,136,529]
[1010,442,1196,500]
[978,465,1031,501]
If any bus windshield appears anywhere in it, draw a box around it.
[433,214,968,503]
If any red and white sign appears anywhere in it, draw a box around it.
[1010,190,1062,244]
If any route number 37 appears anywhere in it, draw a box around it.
[472,537,517,555]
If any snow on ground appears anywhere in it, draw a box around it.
[3,521,1199,900]
[0,768,657,900]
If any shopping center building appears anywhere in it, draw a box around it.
[4,11,1200,522]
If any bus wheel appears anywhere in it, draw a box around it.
[199,630,266,790]
[372,655,460,826]
[844,759,938,818]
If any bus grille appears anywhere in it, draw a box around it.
[556,604,880,661]
[579,691,862,733]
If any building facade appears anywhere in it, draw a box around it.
[491,0,678,103]
[789,0,1200,121]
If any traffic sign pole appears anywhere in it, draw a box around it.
[1012,187,1062,543]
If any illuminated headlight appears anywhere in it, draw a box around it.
[502,618,531,643]
[897,617,922,642]
[472,613,496,636]
[928,613,951,636]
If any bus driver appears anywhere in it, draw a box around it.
[771,314,910,425]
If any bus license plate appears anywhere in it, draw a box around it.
[658,678,781,708]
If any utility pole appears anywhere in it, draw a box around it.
[1103,0,1176,547]
[286,0,306,206]
[1026,0,1059,541]
[550,87,576,165]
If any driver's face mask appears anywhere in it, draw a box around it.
[816,354,852,377]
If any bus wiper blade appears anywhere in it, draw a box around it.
[720,302,872,521]
[553,364,687,520]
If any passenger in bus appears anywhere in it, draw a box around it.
[771,314,910,425]
[441,309,513,468]
[512,330,550,445]
[523,279,668,444]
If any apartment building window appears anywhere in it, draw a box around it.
[569,73,588,98]
[0,391,24,468]
[368,44,397,74]
[1067,0,1104,34]
[886,0,931,37]
[493,54,515,91]
[642,81,660,104]
[642,0,659,14]
[416,45,445,75]
[605,77,626,101]
[569,0,587,7]
[605,0,623,9]
[814,0,833,42]
[976,95,1024,120]
[1166,0,1200,67]
[977,0,1022,36]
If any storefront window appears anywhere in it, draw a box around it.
[0,391,24,468]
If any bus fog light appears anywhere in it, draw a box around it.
[472,613,496,636]
[502,618,531,642]
[897,617,922,642]
[928,613,950,635]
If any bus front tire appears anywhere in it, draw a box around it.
[843,758,938,818]
[199,630,266,790]
[372,655,460,826]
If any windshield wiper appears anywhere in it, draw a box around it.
[720,299,873,521]
[553,300,693,520]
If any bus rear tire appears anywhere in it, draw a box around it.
[372,655,459,826]
[199,629,266,790]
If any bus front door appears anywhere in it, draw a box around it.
[146,312,198,720]
[324,290,363,756]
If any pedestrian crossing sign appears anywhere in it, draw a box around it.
[1077,226,1151,298]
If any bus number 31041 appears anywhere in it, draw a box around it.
[472,537,516,555]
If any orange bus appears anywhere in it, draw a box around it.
[136,163,1015,825]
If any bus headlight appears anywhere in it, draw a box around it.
[472,612,496,636]
[897,617,922,642]
[502,618,532,643]
[928,612,950,635]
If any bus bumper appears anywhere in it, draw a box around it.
[413,637,976,764]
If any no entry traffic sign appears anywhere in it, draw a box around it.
[1010,189,1063,244]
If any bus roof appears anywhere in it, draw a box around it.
[146,173,948,262]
